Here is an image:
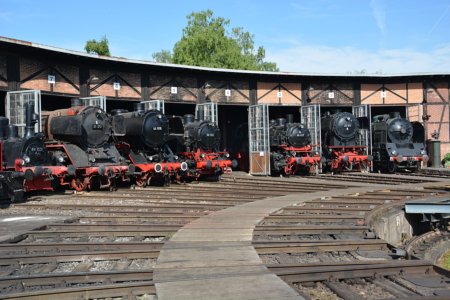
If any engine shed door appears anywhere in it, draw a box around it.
[195,103,218,125]
[300,104,321,173]
[352,104,372,158]
[6,90,41,137]
[80,96,106,110]
[141,100,165,113]
[248,104,270,175]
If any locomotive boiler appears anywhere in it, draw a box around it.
[372,112,427,173]
[179,114,235,179]
[112,103,187,186]
[41,100,127,191]
[321,111,370,172]
[269,114,320,175]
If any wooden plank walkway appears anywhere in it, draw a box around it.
[153,184,398,300]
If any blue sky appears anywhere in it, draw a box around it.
[1,0,450,74]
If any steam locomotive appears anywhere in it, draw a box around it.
[0,102,62,201]
[321,111,370,172]
[269,114,320,175]
[41,100,128,191]
[372,112,427,173]
[178,114,235,180]
[112,103,188,186]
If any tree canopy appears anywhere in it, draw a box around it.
[85,36,111,56]
[153,10,278,71]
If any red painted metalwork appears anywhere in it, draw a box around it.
[327,146,370,172]
[278,144,320,175]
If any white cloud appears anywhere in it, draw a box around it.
[266,44,450,74]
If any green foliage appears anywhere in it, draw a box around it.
[85,36,111,56]
[443,153,450,162]
[153,10,278,71]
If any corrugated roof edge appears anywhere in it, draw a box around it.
[1,36,449,78]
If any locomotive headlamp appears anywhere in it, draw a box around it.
[57,156,65,163]
[342,155,349,162]
[155,163,163,173]
[291,151,297,156]
[420,150,426,155]
[391,150,397,156]
[200,153,206,158]
[174,155,179,160]
[181,162,188,171]
[396,155,403,163]
[225,153,230,158]
[19,159,26,166]
[23,155,31,164]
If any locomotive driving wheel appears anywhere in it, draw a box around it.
[387,161,397,174]
[71,178,85,192]
[135,175,148,187]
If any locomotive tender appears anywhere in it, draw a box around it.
[269,114,320,175]
[321,111,371,172]
[372,112,427,173]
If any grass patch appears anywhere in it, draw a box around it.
[439,251,450,270]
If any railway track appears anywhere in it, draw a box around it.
[0,175,344,299]
[253,186,450,299]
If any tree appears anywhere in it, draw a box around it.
[85,36,111,56]
[153,10,278,71]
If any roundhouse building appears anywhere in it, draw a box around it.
[0,36,449,166]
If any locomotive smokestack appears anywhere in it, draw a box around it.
[25,102,38,138]
[277,118,286,126]
[197,109,205,121]
[286,114,294,124]
[389,112,400,118]
[134,102,146,113]
[0,117,9,139]
[71,98,83,108]
[183,114,195,124]
[7,125,18,139]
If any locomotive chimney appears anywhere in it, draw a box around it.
[197,109,205,121]
[71,98,83,108]
[277,118,286,126]
[0,117,9,139]
[25,102,38,138]
[7,125,18,139]
[110,109,128,116]
[286,114,294,124]
[134,102,146,113]
[389,112,400,118]
[183,114,195,124]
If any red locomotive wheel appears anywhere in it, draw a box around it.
[71,178,85,192]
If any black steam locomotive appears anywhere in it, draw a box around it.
[321,111,370,172]
[269,114,320,175]
[179,114,234,179]
[0,102,52,201]
[42,100,128,191]
[372,112,427,173]
[112,103,187,186]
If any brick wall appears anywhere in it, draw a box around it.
[204,80,250,104]
[257,82,302,105]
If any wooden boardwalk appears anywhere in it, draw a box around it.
[153,185,393,300]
